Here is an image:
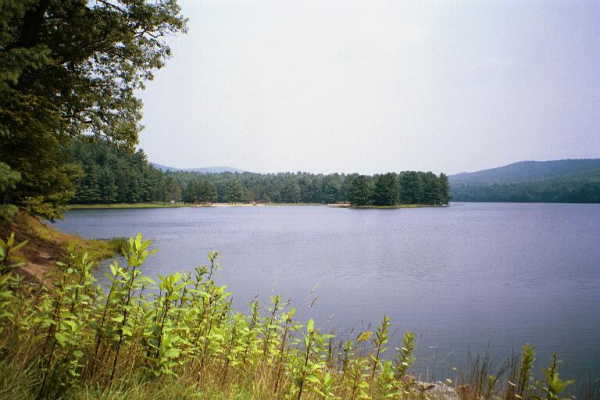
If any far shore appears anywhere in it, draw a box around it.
[68,202,447,210]
[67,202,324,209]
[68,202,190,209]
[347,204,447,209]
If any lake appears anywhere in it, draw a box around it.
[53,202,600,381]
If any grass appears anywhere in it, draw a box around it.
[0,211,124,283]
[0,229,577,400]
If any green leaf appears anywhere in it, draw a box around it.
[306,319,315,333]
[63,320,77,331]
[163,348,181,359]
[55,332,68,347]
[357,331,373,343]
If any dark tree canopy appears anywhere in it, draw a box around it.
[373,173,399,206]
[0,0,186,219]
[65,140,452,208]
[170,170,450,207]
[398,171,422,204]
[64,142,452,207]
[224,178,244,203]
[182,178,217,204]
[451,179,600,203]
[348,175,373,206]
[449,161,600,203]
[70,139,181,204]
[347,172,448,207]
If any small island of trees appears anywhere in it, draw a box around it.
[347,172,449,207]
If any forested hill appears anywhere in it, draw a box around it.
[450,159,600,203]
[69,140,449,206]
[450,159,600,185]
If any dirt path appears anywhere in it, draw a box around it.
[1,212,122,285]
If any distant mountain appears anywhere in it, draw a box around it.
[151,163,179,172]
[449,159,600,203]
[450,159,600,185]
[187,166,246,174]
[151,163,245,174]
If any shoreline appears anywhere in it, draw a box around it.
[68,202,190,209]
[68,202,327,209]
[1,212,123,284]
[67,202,447,210]
[337,204,447,209]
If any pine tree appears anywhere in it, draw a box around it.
[373,173,398,206]
[348,175,372,206]
[437,173,450,204]
[224,178,243,203]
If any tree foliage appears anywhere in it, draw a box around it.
[224,178,244,203]
[348,172,449,207]
[451,173,600,203]
[0,162,21,201]
[0,0,186,219]
[449,159,600,203]
[182,178,216,203]
[348,175,372,206]
[67,140,450,207]
[171,170,450,206]
[373,173,398,206]
[70,139,181,204]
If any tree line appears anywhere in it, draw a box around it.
[70,140,181,204]
[451,178,600,203]
[166,170,450,206]
[175,171,449,206]
[68,140,449,206]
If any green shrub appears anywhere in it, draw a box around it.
[0,233,576,400]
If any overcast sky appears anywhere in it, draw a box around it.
[139,0,600,175]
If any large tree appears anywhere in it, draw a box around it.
[348,175,372,206]
[372,173,398,206]
[437,173,450,204]
[398,171,423,204]
[0,0,186,219]
[224,178,243,203]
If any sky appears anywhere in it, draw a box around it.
[139,0,600,175]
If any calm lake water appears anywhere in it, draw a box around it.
[54,202,600,380]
